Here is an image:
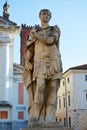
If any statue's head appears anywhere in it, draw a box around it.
[39,9,51,20]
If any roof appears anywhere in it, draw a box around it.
[0,16,17,26]
[64,64,87,74]
[70,64,87,70]
[0,101,12,107]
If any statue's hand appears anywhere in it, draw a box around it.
[25,62,32,71]
[30,28,37,39]
[31,28,37,33]
[30,31,38,39]
[29,32,35,38]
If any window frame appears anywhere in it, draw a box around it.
[85,75,87,81]
[67,78,70,83]
[0,110,8,120]
[69,116,71,127]
[63,97,66,108]
[18,82,24,104]
[86,93,87,100]
[68,95,71,106]
[18,111,24,120]
[59,98,61,109]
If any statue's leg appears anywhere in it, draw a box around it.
[30,78,45,122]
[39,102,45,122]
[27,84,34,114]
[45,79,60,121]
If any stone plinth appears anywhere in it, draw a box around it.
[20,128,73,130]
[20,122,73,130]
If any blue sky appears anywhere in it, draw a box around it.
[0,0,87,72]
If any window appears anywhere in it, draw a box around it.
[67,78,70,83]
[18,111,24,120]
[63,81,65,86]
[63,97,65,107]
[59,118,61,122]
[69,117,71,127]
[18,83,24,104]
[59,99,61,109]
[68,95,71,106]
[64,117,66,127]
[86,93,87,100]
[0,111,8,119]
[85,75,87,81]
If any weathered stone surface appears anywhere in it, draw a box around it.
[29,121,62,128]
[20,122,73,130]
[20,128,73,130]
[23,9,63,123]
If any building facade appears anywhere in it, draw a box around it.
[0,64,28,130]
[0,2,28,130]
[56,64,87,130]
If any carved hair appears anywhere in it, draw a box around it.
[39,9,51,19]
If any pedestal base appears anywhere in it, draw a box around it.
[20,128,73,130]
[20,122,73,130]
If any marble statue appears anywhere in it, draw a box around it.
[23,9,63,123]
[3,1,10,20]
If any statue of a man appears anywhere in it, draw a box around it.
[23,9,63,123]
[3,1,10,20]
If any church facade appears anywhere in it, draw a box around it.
[0,2,28,130]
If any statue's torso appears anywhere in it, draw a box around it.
[33,26,62,80]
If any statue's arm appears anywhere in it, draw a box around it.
[24,48,33,71]
[30,31,54,45]
[52,25,61,48]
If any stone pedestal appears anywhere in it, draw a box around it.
[20,122,73,130]
[20,128,73,130]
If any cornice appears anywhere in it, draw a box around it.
[0,25,20,34]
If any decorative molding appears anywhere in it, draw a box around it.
[16,106,26,110]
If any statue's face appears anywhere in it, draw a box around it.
[40,11,51,22]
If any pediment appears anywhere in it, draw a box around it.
[0,16,17,27]
[13,63,23,74]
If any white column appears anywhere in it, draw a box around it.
[0,26,20,102]
[1,41,10,101]
[9,38,14,101]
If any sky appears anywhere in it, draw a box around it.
[0,0,87,72]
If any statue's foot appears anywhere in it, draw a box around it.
[30,116,39,122]
[29,103,41,122]
[29,110,39,122]
[45,105,55,122]
[39,107,45,122]
[28,116,39,127]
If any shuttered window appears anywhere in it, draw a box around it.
[18,111,24,119]
[18,83,24,104]
[0,111,8,119]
